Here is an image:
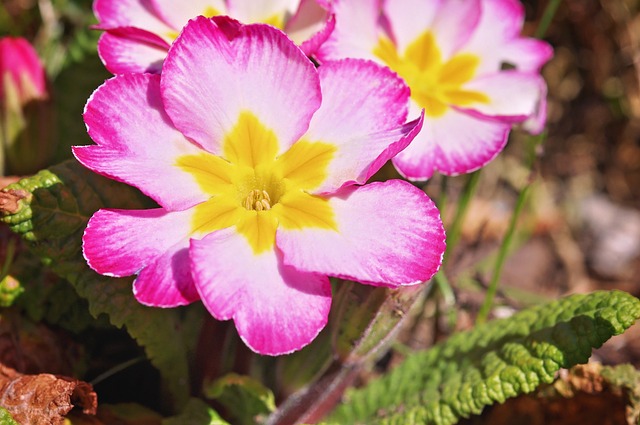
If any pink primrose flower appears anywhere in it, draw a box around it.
[317,0,553,180]
[94,0,334,74]
[74,17,445,355]
[0,37,47,107]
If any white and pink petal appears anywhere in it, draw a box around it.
[94,0,174,34]
[392,106,511,179]
[460,0,524,71]
[429,0,481,59]
[303,59,423,192]
[521,82,548,135]
[460,71,546,122]
[191,229,332,355]
[501,38,554,72]
[83,208,199,307]
[150,0,227,30]
[227,0,300,24]
[97,31,169,74]
[316,0,383,62]
[383,0,442,53]
[161,17,321,157]
[286,0,335,56]
[76,73,207,210]
[277,180,445,286]
[462,0,552,74]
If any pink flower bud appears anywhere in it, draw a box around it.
[0,37,55,176]
[0,37,47,105]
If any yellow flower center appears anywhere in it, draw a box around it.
[203,6,220,17]
[262,14,285,29]
[166,6,222,41]
[374,31,489,117]
[177,111,338,254]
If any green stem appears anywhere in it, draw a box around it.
[435,171,481,327]
[476,185,531,324]
[475,0,559,321]
[476,134,546,324]
[535,0,563,38]
[443,170,482,263]
[90,356,146,386]
[434,271,457,329]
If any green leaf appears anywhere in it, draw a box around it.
[8,247,105,333]
[0,160,190,409]
[203,373,275,425]
[15,274,106,334]
[162,399,230,425]
[330,290,640,425]
[0,407,20,425]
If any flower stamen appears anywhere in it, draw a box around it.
[244,189,272,211]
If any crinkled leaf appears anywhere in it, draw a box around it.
[0,364,97,425]
[0,160,190,409]
[162,399,230,425]
[204,373,275,425]
[330,290,640,425]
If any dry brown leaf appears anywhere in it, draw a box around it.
[0,364,97,425]
[0,189,29,215]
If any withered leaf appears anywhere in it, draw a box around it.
[0,189,29,215]
[0,364,97,425]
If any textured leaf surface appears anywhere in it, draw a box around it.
[7,243,105,333]
[0,160,190,408]
[330,290,640,425]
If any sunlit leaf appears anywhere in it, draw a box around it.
[330,290,640,425]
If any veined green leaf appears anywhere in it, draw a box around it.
[0,160,190,409]
[330,290,640,425]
